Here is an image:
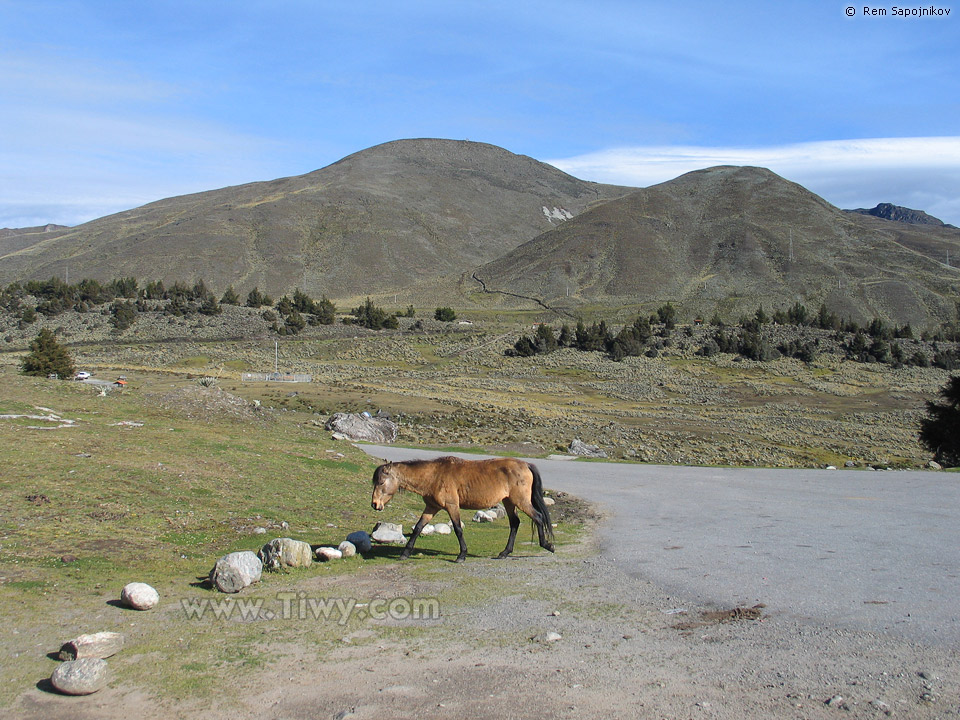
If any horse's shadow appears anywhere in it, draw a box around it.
[363,545,466,563]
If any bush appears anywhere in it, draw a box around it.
[21,328,75,378]
[919,375,960,466]
[110,300,138,331]
[352,298,398,330]
[434,307,457,322]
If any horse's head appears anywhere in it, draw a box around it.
[371,462,400,511]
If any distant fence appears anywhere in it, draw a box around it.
[241,372,312,383]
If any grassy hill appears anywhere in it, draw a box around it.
[0,139,631,301]
[475,166,960,326]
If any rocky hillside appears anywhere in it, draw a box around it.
[475,166,960,326]
[0,139,631,300]
[846,202,953,227]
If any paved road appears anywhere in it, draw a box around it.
[361,445,960,647]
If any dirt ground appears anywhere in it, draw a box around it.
[13,527,960,720]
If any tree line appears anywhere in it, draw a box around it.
[1,277,459,336]
[508,301,960,370]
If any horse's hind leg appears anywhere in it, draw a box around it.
[399,505,437,561]
[496,499,520,559]
[515,496,555,553]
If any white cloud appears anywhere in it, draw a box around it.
[547,137,960,226]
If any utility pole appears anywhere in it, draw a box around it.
[275,341,279,374]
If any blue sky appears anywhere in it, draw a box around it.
[2,0,958,228]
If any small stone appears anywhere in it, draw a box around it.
[50,658,109,695]
[346,531,373,552]
[543,496,556,506]
[59,631,125,660]
[338,541,357,557]
[825,465,837,471]
[825,694,846,709]
[928,460,942,470]
[60,554,78,564]
[371,522,406,544]
[121,582,159,610]
[258,538,313,569]
[845,460,857,468]
[472,510,496,523]
[253,527,267,534]
[420,524,436,536]
[870,698,891,714]
[532,631,562,643]
[315,547,343,561]
[434,523,452,535]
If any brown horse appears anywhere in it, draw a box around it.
[371,456,555,562]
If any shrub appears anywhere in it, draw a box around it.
[434,307,457,322]
[919,375,960,466]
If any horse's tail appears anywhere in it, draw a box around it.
[527,462,555,547]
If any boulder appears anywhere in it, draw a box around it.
[59,632,125,661]
[325,412,398,443]
[419,524,436,536]
[434,523,452,535]
[568,439,607,458]
[929,460,943,470]
[371,522,406,544]
[346,531,373,553]
[472,510,497,523]
[120,582,159,610]
[50,658,109,695]
[210,551,262,593]
[338,541,357,557]
[258,538,313,570]
[315,547,343,561]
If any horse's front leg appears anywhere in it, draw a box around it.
[399,506,437,561]
[446,505,467,562]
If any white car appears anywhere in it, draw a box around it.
[74,371,91,380]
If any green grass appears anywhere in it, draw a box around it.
[0,367,584,707]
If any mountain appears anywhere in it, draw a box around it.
[846,202,954,228]
[475,166,960,326]
[0,139,631,299]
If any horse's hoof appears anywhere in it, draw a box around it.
[399,553,410,561]
[455,556,466,563]
[545,544,555,553]
[495,552,510,560]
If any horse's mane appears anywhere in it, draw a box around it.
[399,456,463,468]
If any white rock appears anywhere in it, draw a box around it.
[210,551,262,593]
[434,523,452,535]
[472,510,496,523]
[59,631,125,660]
[120,582,159,610]
[420,524,436,536]
[532,631,562,643]
[338,541,357,557]
[51,658,109,695]
[315,547,343,561]
[371,522,406,544]
[543,496,556,506]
